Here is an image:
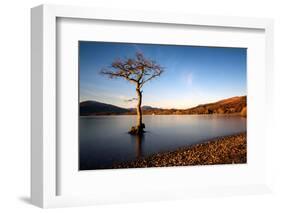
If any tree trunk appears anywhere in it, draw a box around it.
[128,86,145,135]
[136,86,143,129]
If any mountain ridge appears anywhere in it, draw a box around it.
[80,96,247,116]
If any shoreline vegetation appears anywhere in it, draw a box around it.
[80,96,247,117]
[112,132,246,169]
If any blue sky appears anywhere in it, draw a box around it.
[79,41,246,109]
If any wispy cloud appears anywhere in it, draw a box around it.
[186,73,193,86]
[182,72,193,87]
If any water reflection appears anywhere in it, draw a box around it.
[79,115,246,170]
[131,134,146,158]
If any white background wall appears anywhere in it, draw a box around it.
[0,0,280,212]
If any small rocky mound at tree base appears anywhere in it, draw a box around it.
[128,123,146,135]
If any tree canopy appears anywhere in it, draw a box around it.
[101,52,164,88]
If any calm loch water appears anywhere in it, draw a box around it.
[79,115,246,170]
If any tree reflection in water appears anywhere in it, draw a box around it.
[131,133,145,159]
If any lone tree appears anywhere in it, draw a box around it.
[101,52,164,135]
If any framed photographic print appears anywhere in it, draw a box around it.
[78,41,247,170]
[31,4,274,208]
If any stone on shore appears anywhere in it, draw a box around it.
[113,132,247,168]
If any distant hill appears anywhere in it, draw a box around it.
[182,96,247,115]
[80,96,246,116]
[80,100,129,116]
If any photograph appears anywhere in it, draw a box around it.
[79,41,247,170]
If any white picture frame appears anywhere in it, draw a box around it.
[31,4,274,208]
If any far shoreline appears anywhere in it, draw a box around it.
[80,96,247,117]
[80,113,246,117]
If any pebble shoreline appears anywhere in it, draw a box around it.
[113,132,247,169]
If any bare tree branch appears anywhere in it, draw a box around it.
[124,98,138,102]
[100,52,164,87]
